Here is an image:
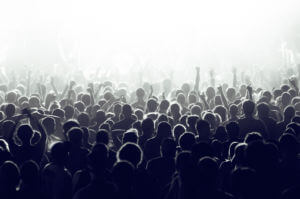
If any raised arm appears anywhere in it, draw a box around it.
[198,91,209,110]
[87,83,95,106]
[289,77,299,96]
[148,85,153,99]
[246,85,253,101]
[194,67,200,91]
[50,76,59,97]
[232,67,237,89]
[218,85,229,109]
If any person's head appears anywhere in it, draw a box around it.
[136,88,145,100]
[170,103,181,116]
[88,144,108,173]
[188,93,197,104]
[196,156,218,188]
[226,87,236,102]
[181,83,190,96]
[96,129,110,145]
[134,109,143,120]
[81,94,91,107]
[262,90,272,102]
[191,105,202,116]
[0,161,20,190]
[226,122,239,140]
[176,93,186,105]
[122,129,138,144]
[17,124,34,144]
[206,87,215,99]
[257,102,270,118]
[229,104,238,118]
[284,105,295,122]
[20,160,39,185]
[279,133,299,159]
[196,119,210,140]
[63,119,80,135]
[242,100,255,117]
[5,104,15,118]
[244,132,263,144]
[141,118,154,136]
[185,115,197,131]
[161,138,176,158]
[173,124,186,142]
[52,108,65,119]
[281,84,290,92]
[67,127,83,146]
[50,142,68,165]
[77,112,90,127]
[231,167,258,199]
[64,105,74,120]
[179,132,195,151]
[214,105,227,122]
[122,104,133,118]
[159,100,170,113]
[282,92,292,106]
[74,101,85,112]
[215,126,228,142]
[112,160,135,187]
[156,121,172,139]
[203,112,216,129]
[42,117,56,135]
[146,98,158,112]
[175,151,193,175]
[117,143,143,168]
[29,96,40,108]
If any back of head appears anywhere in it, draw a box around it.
[160,100,170,111]
[96,129,109,145]
[284,105,295,121]
[196,119,210,140]
[173,124,186,141]
[20,160,40,184]
[5,103,15,118]
[63,120,80,134]
[214,105,227,122]
[161,138,176,158]
[136,88,145,99]
[17,124,34,143]
[117,143,143,167]
[215,126,228,142]
[88,143,108,171]
[179,132,195,151]
[50,142,68,165]
[197,156,218,188]
[257,102,270,118]
[242,100,255,116]
[142,118,154,134]
[77,112,90,127]
[122,104,133,118]
[67,127,83,145]
[187,115,199,129]
[122,129,138,144]
[0,161,20,188]
[112,160,134,186]
[244,132,263,144]
[157,121,172,139]
[226,121,239,140]
[64,105,75,119]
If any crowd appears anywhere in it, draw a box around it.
[0,66,299,199]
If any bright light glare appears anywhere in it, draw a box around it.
[0,0,299,85]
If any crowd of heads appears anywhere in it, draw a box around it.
[0,67,299,199]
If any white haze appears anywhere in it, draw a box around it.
[0,0,299,88]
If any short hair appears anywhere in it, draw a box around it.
[117,143,143,167]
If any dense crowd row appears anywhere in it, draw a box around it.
[0,68,299,199]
